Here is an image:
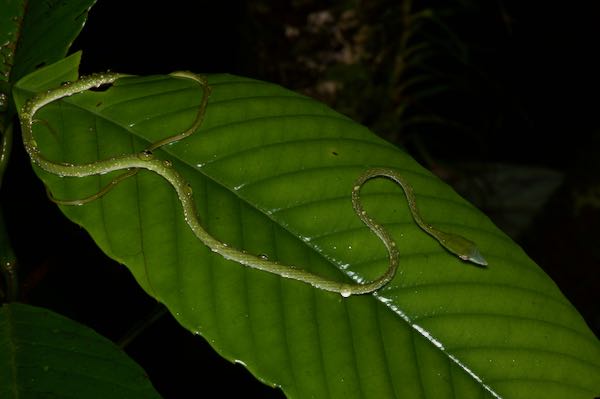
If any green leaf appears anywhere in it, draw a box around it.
[14,55,600,398]
[0,302,161,398]
[0,0,96,88]
[1,0,96,192]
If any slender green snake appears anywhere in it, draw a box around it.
[19,72,487,297]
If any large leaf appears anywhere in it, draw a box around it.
[0,302,161,398]
[14,54,600,398]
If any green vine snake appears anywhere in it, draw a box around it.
[19,71,487,297]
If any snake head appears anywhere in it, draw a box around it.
[458,245,488,266]
[438,232,488,267]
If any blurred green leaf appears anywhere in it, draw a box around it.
[0,302,161,398]
[13,55,600,399]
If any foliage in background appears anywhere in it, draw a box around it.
[244,0,518,158]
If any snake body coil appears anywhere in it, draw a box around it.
[19,72,486,296]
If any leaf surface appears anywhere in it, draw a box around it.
[14,54,600,399]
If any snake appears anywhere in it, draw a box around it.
[19,71,487,297]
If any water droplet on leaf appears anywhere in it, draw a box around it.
[138,149,153,160]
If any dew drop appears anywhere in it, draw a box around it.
[353,185,360,191]
[258,253,269,260]
[340,289,352,298]
[0,93,7,111]
[138,149,153,160]
[163,159,173,167]
[184,184,193,196]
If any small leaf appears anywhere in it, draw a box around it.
[2,0,96,86]
[0,303,161,398]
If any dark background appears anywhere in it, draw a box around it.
[3,1,599,397]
